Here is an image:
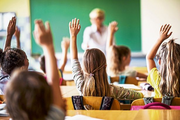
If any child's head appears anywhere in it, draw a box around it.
[82,48,110,96]
[158,39,180,97]
[107,45,131,76]
[0,48,29,75]
[5,70,52,120]
[39,55,46,73]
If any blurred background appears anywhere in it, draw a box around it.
[0,0,179,71]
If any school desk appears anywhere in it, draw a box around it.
[1,110,179,120]
[60,86,154,98]
[63,66,148,75]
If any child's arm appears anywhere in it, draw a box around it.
[14,26,21,49]
[112,85,144,99]
[69,18,85,93]
[4,17,16,51]
[33,20,66,112]
[60,38,70,72]
[146,24,172,72]
[69,18,81,60]
[106,21,118,52]
[136,72,147,79]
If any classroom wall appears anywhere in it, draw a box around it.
[0,0,30,17]
[30,0,141,54]
[0,0,40,70]
[141,0,180,54]
[0,0,31,54]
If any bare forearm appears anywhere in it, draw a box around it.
[70,36,78,59]
[60,48,68,72]
[106,32,114,51]
[146,39,163,60]
[43,45,63,105]
[137,72,147,79]
[16,38,20,49]
[146,39,163,71]
[4,35,12,50]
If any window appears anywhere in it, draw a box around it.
[0,12,16,31]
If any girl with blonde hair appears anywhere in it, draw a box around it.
[70,18,143,99]
[146,24,180,97]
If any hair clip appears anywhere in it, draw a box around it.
[89,73,94,77]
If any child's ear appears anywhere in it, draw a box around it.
[122,56,126,61]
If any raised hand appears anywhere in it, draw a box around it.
[69,18,81,37]
[33,20,66,114]
[159,24,172,41]
[14,26,20,39]
[61,37,70,51]
[108,21,118,34]
[7,17,16,37]
[4,17,16,50]
[33,20,53,47]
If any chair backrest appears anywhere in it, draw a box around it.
[66,96,121,110]
[109,76,138,85]
[131,97,180,106]
[61,80,75,86]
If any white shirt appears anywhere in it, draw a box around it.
[82,24,114,54]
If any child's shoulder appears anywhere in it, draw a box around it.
[46,105,65,120]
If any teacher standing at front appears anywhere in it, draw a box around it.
[81,8,115,55]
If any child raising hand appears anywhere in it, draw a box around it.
[70,18,143,100]
[5,20,66,120]
[146,24,180,98]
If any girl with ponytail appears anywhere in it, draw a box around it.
[146,24,180,97]
[70,18,143,100]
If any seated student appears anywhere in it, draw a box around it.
[39,38,70,85]
[5,20,66,120]
[70,18,143,100]
[106,21,147,79]
[146,24,180,97]
[0,17,29,94]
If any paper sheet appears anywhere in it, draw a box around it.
[65,115,103,120]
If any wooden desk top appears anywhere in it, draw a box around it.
[134,110,180,120]
[1,110,180,120]
[60,86,154,98]
[67,110,138,120]
[67,109,180,120]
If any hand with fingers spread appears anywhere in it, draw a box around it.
[159,24,172,41]
[69,18,81,59]
[69,18,81,37]
[108,21,118,35]
[7,17,16,37]
[146,24,173,72]
[33,20,53,47]
[33,20,66,115]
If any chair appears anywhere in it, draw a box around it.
[61,80,75,86]
[65,96,121,110]
[108,76,138,85]
[131,97,180,106]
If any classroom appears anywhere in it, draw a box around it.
[0,0,180,120]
